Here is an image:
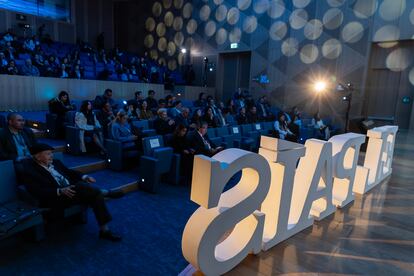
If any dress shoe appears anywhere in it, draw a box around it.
[99,230,122,242]
[105,188,125,199]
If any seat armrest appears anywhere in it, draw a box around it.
[17,185,40,206]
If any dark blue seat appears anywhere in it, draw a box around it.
[139,135,180,193]
[228,125,255,151]
[0,160,45,241]
[240,124,261,150]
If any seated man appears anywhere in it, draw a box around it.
[153,108,175,135]
[94,88,117,110]
[189,122,223,157]
[0,112,37,161]
[22,143,124,241]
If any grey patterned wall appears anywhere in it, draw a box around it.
[145,0,414,127]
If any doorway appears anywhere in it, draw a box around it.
[217,51,251,103]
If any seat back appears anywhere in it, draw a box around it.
[207,128,216,138]
[240,124,253,135]
[132,120,150,130]
[253,123,262,131]
[0,160,17,203]
[261,121,273,131]
[216,126,230,136]
[142,135,165,156]
[229,125,241,138]
[65,111,77,126]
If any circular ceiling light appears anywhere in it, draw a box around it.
[289,9,308,30]
[186,19,198,35]
[304,19,323,40]
[229,27,242,43]
[300,44,319,64]
[152,2,162,17]
[379,0,405,21]
[322,39,342,59]
[269,21,287,41]
[323,8,343,30]
[268,0,285,19]
[243,16,258,33]
[341,22,364,43]
[227,7,240,25]
[215,4,228,22]
[238,0,252,11]
[353,0,378,19]
[281,37,299,57]
[205,20,217,37]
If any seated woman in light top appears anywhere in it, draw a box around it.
[111,110,141,150]
[75,101,106,156]
[310,112,330,140]
[274,112,296,142]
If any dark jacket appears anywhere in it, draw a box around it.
[0,127,37,161]
[21,158,83,203]
[174,114,191,128]
[153,118,175,135]
[188,131,216,157]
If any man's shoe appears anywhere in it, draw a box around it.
[105,189,125,199]
[99,230,122,242]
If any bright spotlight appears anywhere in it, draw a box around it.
[314,81,327,93]
[181,48,187,54]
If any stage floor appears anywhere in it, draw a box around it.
[223,130,414,275]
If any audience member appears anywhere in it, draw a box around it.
[274,112,296,142]
[75,101,107,156]
[311,112,330,140]
[247,106,259,124]
[203,106,219,128]
[194,92,207,108]
[153,108,175,135]
[97,102,115,138]
[0,113,37,161]
[236,107,249,125]
[189,122,223,157]
[139,101,155,120]
[257,96,271,121]
[21,143,124,241]
[21,59,40,76]
[94,89,117,110]
[169,100,182,118]
[49,91,76,138]
[146,90,158,111]
[111,110,141,150]
[127,91,143,110]
[191,108,203,127]
[5,60,19,75]
[174,107,193,129]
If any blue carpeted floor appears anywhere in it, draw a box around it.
[0,178,198,275]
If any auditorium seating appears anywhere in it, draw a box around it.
[0,160,45,241]
[139,135,180,193]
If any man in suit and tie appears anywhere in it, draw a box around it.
[189,122,223,157]
[21,143,124,241]
[0,112,37,161]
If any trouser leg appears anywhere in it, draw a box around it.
[73,181,112,226]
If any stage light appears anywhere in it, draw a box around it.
[209,68,213,72]
[181,48,187,53]
[177,93,182,96]
[314,81,327,93]
[123,100,127,105]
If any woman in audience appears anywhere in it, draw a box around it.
[139,100,155,120]
[111,110,141,150]
[75,101,107,156]
[203,106,219,128]
[226,99,237,115]
[236,107,249,125]
[191,108,203,127]
[274,112,296,142]
[311,112,330,140]
[5,60,19,75]
[49,91,76,138]
[194,92,207,108]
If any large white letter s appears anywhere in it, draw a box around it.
[182,149,271,275]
